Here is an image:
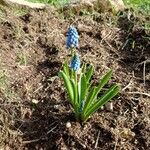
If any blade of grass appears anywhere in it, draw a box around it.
[79,74,87,104]
[83,84,120,121]
[59,71,74,105]
[83,86,97,115]
[81,63,86,74]
[70,79,78,112]
[86,65,94,82]
[63,61,70,77]
[93,70,112,99]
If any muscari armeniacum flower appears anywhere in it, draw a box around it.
[70,53,80,71]
[66,26,79,49]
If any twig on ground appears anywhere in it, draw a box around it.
[47,125,58,135]
[4,0,46,9]
[94,130,100,148]
[143,61,146,85]
[103,39,119,56]
[122,80,133,91]
[137,60,150,85]
[114,135,119,150]
[22,123,58,144]
[127,91,150,97]
[33,85,43,93]
[22,138,42,144]
[100,31,112,45]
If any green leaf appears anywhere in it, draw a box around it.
[83,86,97,115]
[59,71,74,105]
[94,70,112,99]
[63,61,70,77]
[79,74,87,104]
[70,79,78,111]
[86,65,94,82]
[83,84,120,121]
[81,63,86,74]
[70,69,75,80]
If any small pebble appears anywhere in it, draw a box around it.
[105,102,113,111]
[54,105,59,109]
[120,128,135,139]
[66,122,71,128]
[32,99,39,104]
[101,106,104,110]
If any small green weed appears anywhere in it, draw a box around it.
[11,7,28,16]
[16,52,27,66]
[0,71,7,90]
[123,0,150,14]
[28,0,70,7]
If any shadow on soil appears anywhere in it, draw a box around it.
[11,43,68,149]
[115,10,150,87]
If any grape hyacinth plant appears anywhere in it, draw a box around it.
[59,26,120,122]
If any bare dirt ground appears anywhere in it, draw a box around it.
[0,6,150,150]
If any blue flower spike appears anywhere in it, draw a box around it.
[70,53,81,72]
[66,26,79,49]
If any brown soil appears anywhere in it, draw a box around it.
[0,6,150,150]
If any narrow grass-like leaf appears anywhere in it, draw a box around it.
[86,65,94,82]
[81,63,86,74]
[59,71,74,105]
[70,79,78,111]
[63,61,70,77]
[93,70,112,99]
[83,86,97,115]
[78,75,81,103]
[78,64,87,100]
[79,74,87,104]
[83,84,120,121]
[70,69,74,79]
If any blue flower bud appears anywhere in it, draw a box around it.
[70,53,80,71]
[66,26,79,49]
